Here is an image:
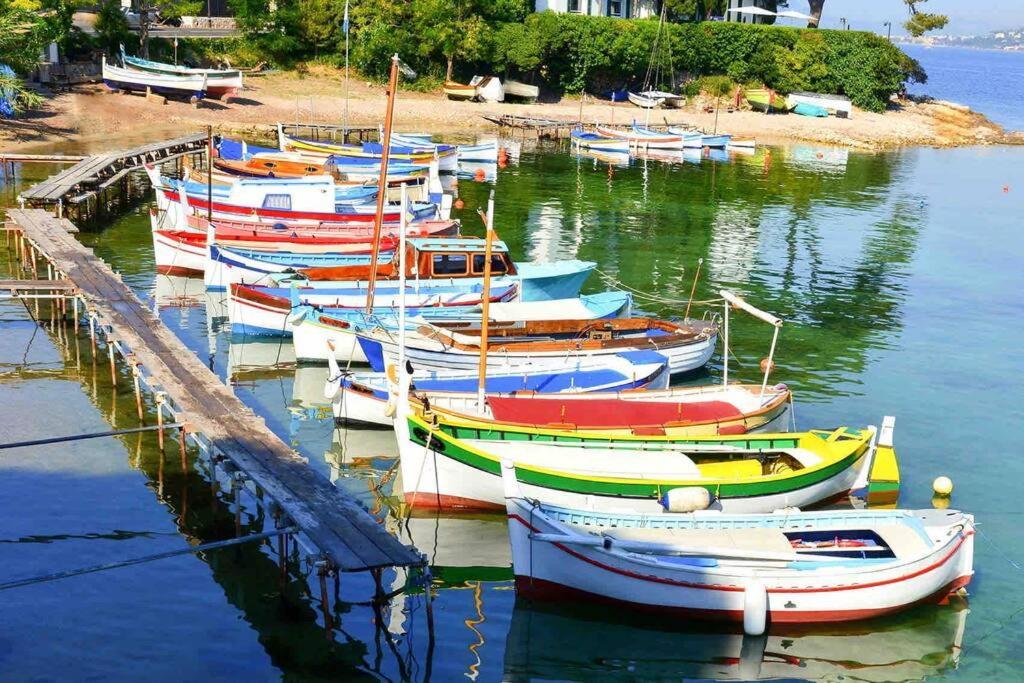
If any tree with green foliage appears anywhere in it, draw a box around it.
[903,0,947,37]
[229,0,302,64]
[94,0,131,57]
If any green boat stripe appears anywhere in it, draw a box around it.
[408,418,867,500]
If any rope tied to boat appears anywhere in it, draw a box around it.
[594,268,725,309]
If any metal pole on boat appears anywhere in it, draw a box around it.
[683,258,702,322]
[760,324,781,399]
[206,126,213,221]
[476,191,496,410]
[397,184,408,391]
[364,54,401,315]
[722,297,729,387]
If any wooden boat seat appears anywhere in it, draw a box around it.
[873,524,931,558]
[603,527,794,555]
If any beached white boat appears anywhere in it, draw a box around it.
[470,75,504,103]
[503,466,975,633]
[503,79,539,102]
[788,91,853,118]
[628,91,665,109]
[102,57,208,101]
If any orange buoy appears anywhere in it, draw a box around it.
[454,198,465,209]
[759,358,776,373]
[1004,185,1010,193]
[474,168,486,181]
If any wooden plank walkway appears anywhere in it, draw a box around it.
[0,154,87,164]
[0,280,76,293]
[17,133,209,208]
[6,208,423,573]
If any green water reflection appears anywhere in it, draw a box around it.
[1,139,1023,682]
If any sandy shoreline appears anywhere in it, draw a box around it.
[2,68,1021,153]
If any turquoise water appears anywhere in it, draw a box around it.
[903,44,1024,131]
[1,140,1023,681]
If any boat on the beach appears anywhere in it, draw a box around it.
[470,75,504,103]
[502,465,974,633]
[120,50,242,99]
[788,91,853,118]
[102,57,208,102]
[444,80,477,101]
[569,129,631,153]
[628,91,665,109]
[745,88,794,113]
[503,79,539,102]
[395,406,895,512]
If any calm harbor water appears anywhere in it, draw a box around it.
[903,44,1024,131]
[1,137,1023,681]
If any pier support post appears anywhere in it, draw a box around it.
[155,392,166,452]
[108,342,117,386]
[132,363,144,423]
[317,562,333,635]
[178,425,188,473]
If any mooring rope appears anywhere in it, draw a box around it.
[593,268,724,308]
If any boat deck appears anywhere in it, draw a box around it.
[5,208,423,573]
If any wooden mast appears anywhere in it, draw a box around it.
[364,54,401,315]
[476,190,496,409]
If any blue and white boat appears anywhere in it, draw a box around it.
[290,291,633,361]
[391,134,500,163]
[102,57,207,101]
[355,316,719,375]
[327,349,669,426]
[206,243,397,290]
[570,129,631,154]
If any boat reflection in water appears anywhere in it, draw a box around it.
[504,598,968,682]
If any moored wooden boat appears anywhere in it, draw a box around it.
[395,405,895,512]
[596,124,694,150]
[298,290,633,363]
[329,349,668,425]
[360,316,718,375]
[433,382,792,436]
[503,467,974,633]
[570,129,631,154]
[102,57,207,102]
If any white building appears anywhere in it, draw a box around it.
[726,0,775,24]
[535,0,662,20]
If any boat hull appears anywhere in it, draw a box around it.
[507,498,975,626]
[399,424,866,512]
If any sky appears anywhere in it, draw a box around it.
[782,0,1024,36]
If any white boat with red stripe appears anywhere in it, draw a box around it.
[502,461,975,634]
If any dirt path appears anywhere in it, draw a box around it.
[2,67,1019,153]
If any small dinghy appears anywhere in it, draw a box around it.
[503,461,975,633]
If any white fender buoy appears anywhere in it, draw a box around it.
[743,581,768,636]
[661,487,712,512]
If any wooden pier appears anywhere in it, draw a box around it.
[4,208,423,574]
[16,133,209,216]
[482,113,680,140]
[277,122,380,143]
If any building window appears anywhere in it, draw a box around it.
[608,0,623,16]
[568,0,581,12]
